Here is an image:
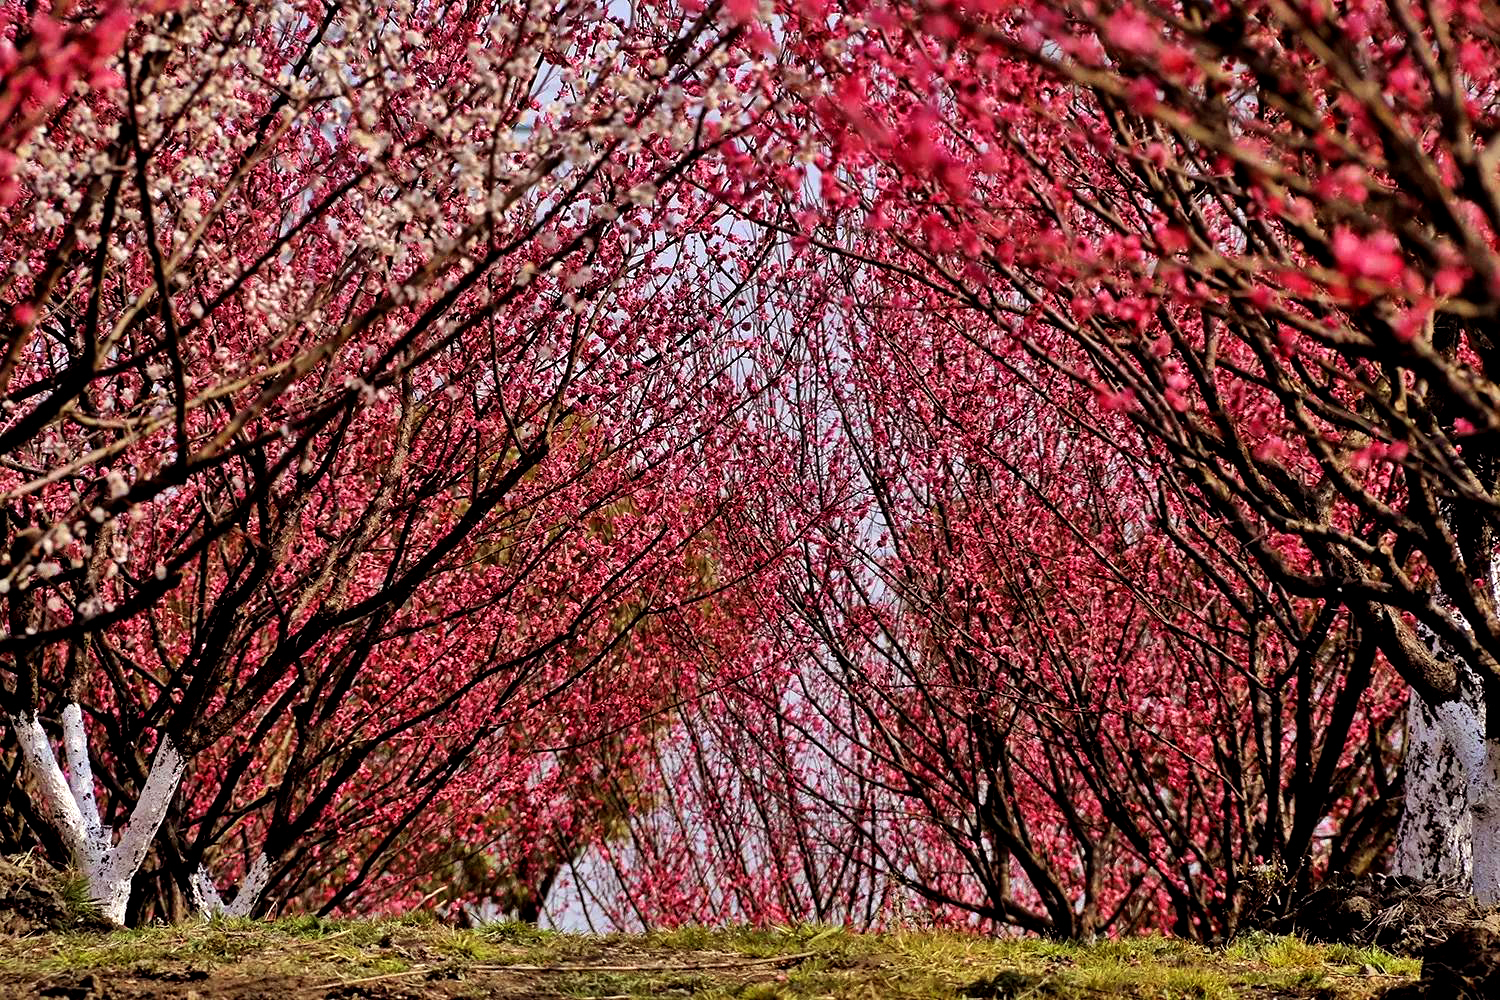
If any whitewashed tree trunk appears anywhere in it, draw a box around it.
[8,706,186,925]
[1394,664,1500,903]
[1469,738,1500,902]
[1395,693,1472,884]
[189,852,271,919]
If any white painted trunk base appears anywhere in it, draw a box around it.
[1469,740,1500,903]
[9,707,188,925]
[1395,694,1472,884]
[190,853,271,919]
[1394,672,1500,903]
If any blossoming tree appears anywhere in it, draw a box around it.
[578,258,1404,937]
[0,0,800,923]
[763,0,1500,901]
[8,0,1495,930]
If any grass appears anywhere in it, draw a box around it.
[0,917,1422,998]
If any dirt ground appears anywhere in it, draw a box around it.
[0,917,1421,1000]
[6,932,814,999]
[0,857,1422,999]
[3,923,827,1000]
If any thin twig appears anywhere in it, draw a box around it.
[309,967,432,991]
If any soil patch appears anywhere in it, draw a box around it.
[1376,925,1500,999]
[0,913,1419,999]
[0,857,109,939]
[1287,873,1500,955]
[2,933,815,1000]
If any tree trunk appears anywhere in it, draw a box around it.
[1394,668,1500,903]
[1470,739,1500,903]
[190,853,271,919]
[1395,693,1472,885]
[8,706,186,925]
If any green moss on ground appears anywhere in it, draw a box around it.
[0,918,1419,998]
